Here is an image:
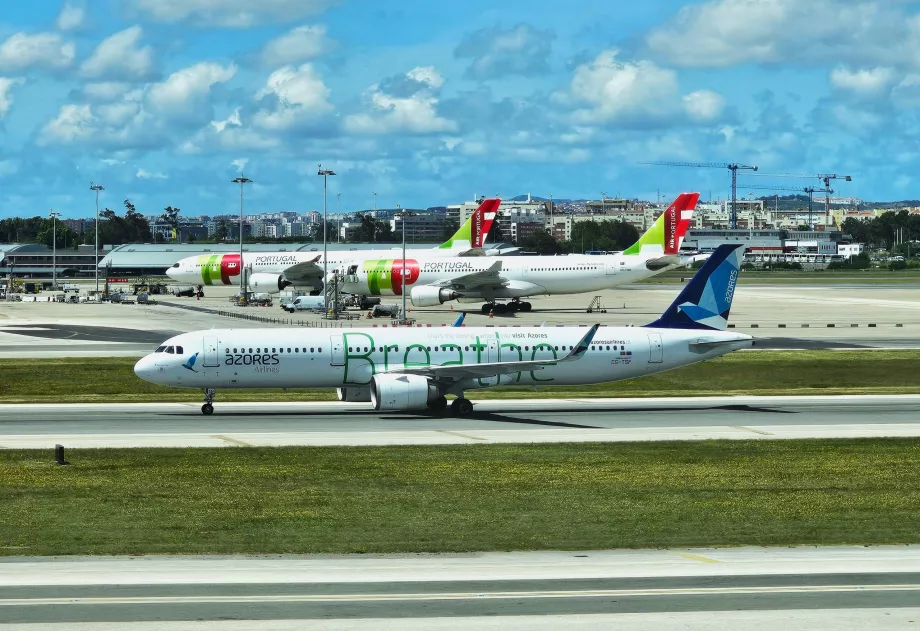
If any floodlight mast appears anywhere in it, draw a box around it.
[231,174,252,303]
[89,182,104,295]
[317,165,336,315]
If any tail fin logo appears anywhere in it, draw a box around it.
[471,199,499,248]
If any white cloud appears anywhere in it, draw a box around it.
[131,0,337,27]
[683,90,726,121]
[565,50,680,124]
[231,158,248,172]
[136,168,167,179]
[645,0,919,69]
[0,32,74,72]
[455,24,554,80]
[344,66,455,135]
[253,63,332,130]
[40,104,95,144]
[81,26,155,81]
[147,61,236,114]
[260,24,329,67]
[0,77,24,118]
[82,82,132,102]
[830,66,895,96]
[211,108,241,133]
[56,3,85,31]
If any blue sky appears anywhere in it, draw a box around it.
[0,0,917,218]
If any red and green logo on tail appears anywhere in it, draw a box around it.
[623,193,699,256]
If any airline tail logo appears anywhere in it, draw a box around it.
[442,198,500,249]
[624,193,699,256]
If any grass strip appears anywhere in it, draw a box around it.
[2,440,919,556]
[0,351,918,403]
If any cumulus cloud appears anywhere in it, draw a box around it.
[0,32,74,72]
[830,66,895,96]
[81,82,132,102]
[136,168,167,179]
[81,26,156,81]
[130,0,338,27]
[253,63,332,130]
[683,90,726,121]
[147,61,236,116]
[345,66,456,135]
[56,2,85,31]
[454,23,554,80]
[0,77,24,118]
[260,24,329,67]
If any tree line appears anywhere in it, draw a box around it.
[842,210,920,252]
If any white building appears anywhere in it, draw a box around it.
[837,243,865,258]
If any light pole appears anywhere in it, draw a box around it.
[317,164,336,314]
[601,192,606,214]
[49,210,61,290]
[396,206,414,324]
[231,174,252,303]
[336,192,342,244]
[90,182,104,295]
[373,191,377,212]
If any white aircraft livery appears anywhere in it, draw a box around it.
[135,244,751,416]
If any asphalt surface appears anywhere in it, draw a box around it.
[2,396,919,448]
[3,547,919,626]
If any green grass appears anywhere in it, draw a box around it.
[2,440,919,556]
[1,351,918,403]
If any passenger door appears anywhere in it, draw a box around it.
[647,333,663,363]
[203,336,219,367]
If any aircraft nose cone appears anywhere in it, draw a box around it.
[134,356,156,382]
[166,267,177,279]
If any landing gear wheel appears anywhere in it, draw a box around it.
[201,388,216,415]
[520,302,532,312]
[492,303,508,314]
[481,303,492,315]
[451,398,474,416]
[429,395,448,412]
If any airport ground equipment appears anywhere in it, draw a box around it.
[135,244,751,416]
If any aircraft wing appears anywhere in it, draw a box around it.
[432,261,506,291]
[281,256,322,281]
[387,324,599,383]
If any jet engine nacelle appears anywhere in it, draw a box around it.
[337,386,371,402]
[410,285,459,307]
[248,273,293,293]
[370,374,440,411]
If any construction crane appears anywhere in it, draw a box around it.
[638,161,758,229]
[739,184,834,229]
[746,173,852,226]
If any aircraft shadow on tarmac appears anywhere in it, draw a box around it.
[0,324,179,345]
[179,404,797,430]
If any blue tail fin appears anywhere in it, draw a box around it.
[645,244,744,331]
[452,312,466,327]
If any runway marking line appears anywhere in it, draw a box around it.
[210,434,253,447]
[731,425,774,436]
[669,551,720,564]
[437,430,487,441]
[3,585,920,606]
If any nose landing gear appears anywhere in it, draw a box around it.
[202,388,216,415]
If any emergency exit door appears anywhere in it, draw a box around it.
[330,335,345,366]
[647,333,663,363]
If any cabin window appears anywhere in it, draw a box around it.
[318,347,322,352]
[248,348,253,353]
[554,346,558,351]
[348,347,352,352]
[426,346,431,351]
[225,348,229,353]
[311,347,315,352]
[295,348,299,353]
[606,345,610,350]
[525,346,529,351]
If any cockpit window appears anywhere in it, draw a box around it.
[176,346,183,354]
[171,262,180,268]
[166,346,175,354]
[155,346,166,353]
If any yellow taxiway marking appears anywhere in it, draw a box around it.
[731,425,774,436]
[669,551,720,564]
[211,434,253,447]
[437,430,487,441]
[3,585,919,606]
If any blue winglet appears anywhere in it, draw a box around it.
[645,244,745,331]
[452,312,466,327]
[566,323,600,360]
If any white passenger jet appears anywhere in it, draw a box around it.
[165,199,500,293]
[339,192,702,313]
[135,244,751,416]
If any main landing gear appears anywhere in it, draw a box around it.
[480,300,532,315]
[201,388,216,415]
[427,395,474,416]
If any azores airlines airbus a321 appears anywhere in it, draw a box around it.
[165,198,500,293]
[135,244,751,416]
[339,193,702,314]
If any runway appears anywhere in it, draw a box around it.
[2,396,919,448]
[2,547,918,628]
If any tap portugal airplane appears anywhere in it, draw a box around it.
[135,244,751,416]
[165,198,500,293]
[339,192,703,313]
